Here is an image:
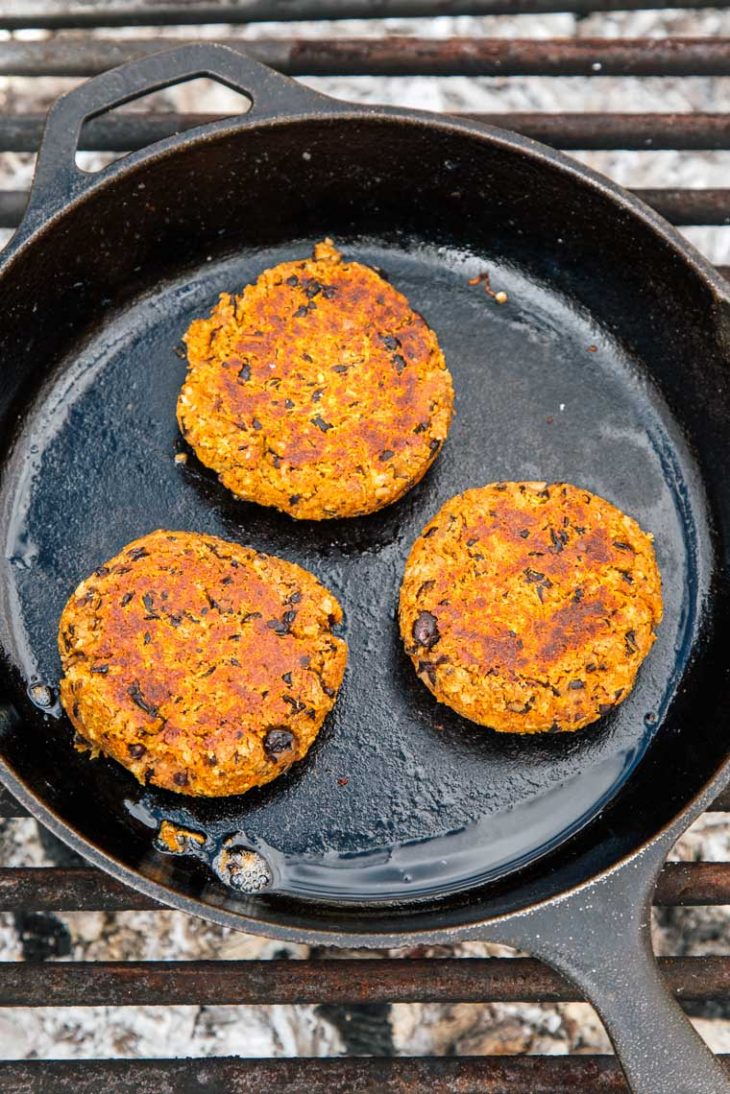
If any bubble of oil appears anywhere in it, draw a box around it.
[213,836,273,893]
[27,683,55,709]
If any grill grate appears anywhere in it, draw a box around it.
[0,1054,707,1093]
[1,110,729,150]
[0,4,728,1088]
[0,36,729,77]
[1,0,726,25]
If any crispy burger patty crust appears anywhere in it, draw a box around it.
[178,239,454,520]
[58,531,347,796]
[399,482,663,733]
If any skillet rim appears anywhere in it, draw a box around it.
[0,99,729,944]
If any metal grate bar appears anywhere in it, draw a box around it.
[0,861,729,912]
[715,786,730,809]
[0,867,161,911]
[2,112,730,152]
[2,955,730,1007]
[1,187,726,229]
[655,862,730,905]
[1,37,729,78]
[0,1055,728,1093]
[0,192,28,228]
[630,189,729,224]
[4,1,728,31]
[0,1055,650,1094]
[0,788,27,817]
[633,189,730,225]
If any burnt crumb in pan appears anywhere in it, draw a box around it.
[178,238,454,519]
[155,819,207,856]
[467,269,509,304]
[399,481,662,734]
[57,530,347,796]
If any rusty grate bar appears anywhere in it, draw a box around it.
[0,1055,660,1094]
[2,111,729,152]
[633,189,730,225]
[0,191,27,228]
[2,955,730,1007]
[436,113,730,150]
[1,37,729,78]
[4,0,728,30]
[0,860,728,912]
[655,862,730,904]
[0,867,161,911]
[0,1055,726,1092]
[0,788,27,816]
[0,187,726,228]
[632,189,729,224]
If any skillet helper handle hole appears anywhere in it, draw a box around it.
[489,842,730,1094]
[22,43,330,230]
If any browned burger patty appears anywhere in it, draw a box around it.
[399,482,663,733]
[178,239,454,520]
[58,530,347,795]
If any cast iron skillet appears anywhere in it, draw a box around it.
[0,43,729,1092]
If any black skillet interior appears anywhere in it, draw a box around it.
[0,113,729,934]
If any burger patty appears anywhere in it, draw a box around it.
[399,481,663,733]
[178,239,454,520]
[58,530,347,795]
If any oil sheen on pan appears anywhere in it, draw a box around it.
[0,241,703,902]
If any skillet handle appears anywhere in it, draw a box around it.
[488,840,730,1093]
[21,43,330,230]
